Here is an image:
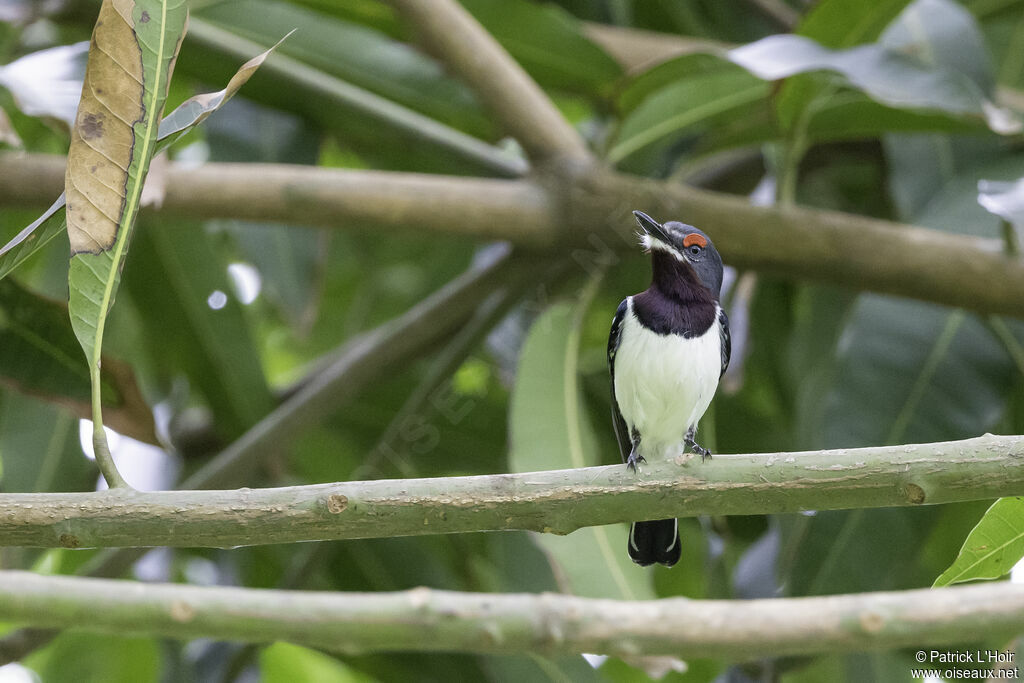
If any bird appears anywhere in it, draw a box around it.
[607,210,731,567]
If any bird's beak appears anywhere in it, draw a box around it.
[633,210,671,245]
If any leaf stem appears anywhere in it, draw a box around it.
[89,365,131,490]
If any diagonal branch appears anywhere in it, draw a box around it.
[387,0,592,164]
[183,18,527,178]
[0,434,1020,548]
[181,246,555,490]
[1,570,1023,660]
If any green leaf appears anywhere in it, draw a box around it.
[609,64,770,164]
[261,642,377,683]
[194,0,495,138]
[0,278,157,443]
[508,288,654,602]
[123,220,273,438]
[0,193,66,281]
[796,0,914,47]
[64,0,188,485]
[934,497,1024,586]
[0,392,93,493]
[0,31,282,282]
[773,0,1014,142]
[155,29,290,148]
[66,0,189,366]
[24,632,160,683]
[729,34,1019,134]
[460,0,622,97]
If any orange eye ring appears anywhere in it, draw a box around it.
[682,233,707,249]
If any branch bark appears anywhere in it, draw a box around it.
[0,434,1019,548]
[387,0,592,164]
[4,154,1022,316]
[1,570,1022,661]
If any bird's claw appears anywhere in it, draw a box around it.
[691,444,712,462]
[626,452,646,472]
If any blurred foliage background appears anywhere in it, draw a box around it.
[1,0,1024,680]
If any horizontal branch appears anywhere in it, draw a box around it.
[0,153,555,245]
[1,570,1023,660]
[0,435,1019,548]
[3,154,1024,316]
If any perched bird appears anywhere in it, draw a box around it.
[608,210,730,567]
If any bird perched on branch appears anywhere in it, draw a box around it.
[608,211,730,567]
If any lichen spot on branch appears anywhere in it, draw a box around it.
[326,494,348,514]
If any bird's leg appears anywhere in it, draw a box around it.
[626,429,645,472]
[685,426,712,462]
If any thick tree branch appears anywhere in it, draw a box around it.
[0,153,554,245]
[0,571,1022,660]
[0,434,1019,548]
[3,154,1024,316]
[387,0,592,164]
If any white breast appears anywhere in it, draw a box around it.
[613,297,721,458]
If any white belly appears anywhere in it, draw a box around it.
[613,298,721,458]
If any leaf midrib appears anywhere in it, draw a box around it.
[92,0,171,366]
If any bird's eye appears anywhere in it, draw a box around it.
[688,245,701,256]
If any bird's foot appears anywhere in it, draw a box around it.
[684,436,712,462]
[626,451,646,473]
[692,444,712,462]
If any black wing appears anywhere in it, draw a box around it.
[719,307,731,379]
[608,298,631,463]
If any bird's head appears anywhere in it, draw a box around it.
[633,210,724,298]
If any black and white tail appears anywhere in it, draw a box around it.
[627,519,681,567]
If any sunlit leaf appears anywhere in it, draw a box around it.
[156,29,291,148]
[729,34,1020,134]
[934,497,1024,586]
[609,64,769,163]
[978,176,1024,230]
[0,41,88,126]
[24,632,160,683]
[261,642,377,683]
[508,289,655,602]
